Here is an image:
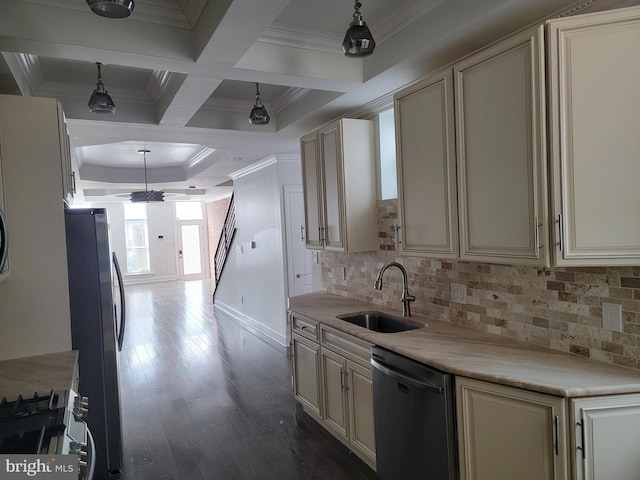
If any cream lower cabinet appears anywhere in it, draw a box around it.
[319,324,375,469]
[290,313,376,470]
[291,315,321,418]
[547,6,640,266]
[456,377,569,480]
[571,393,640,480]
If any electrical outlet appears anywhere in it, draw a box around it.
[452,283,467,304]
[602,303,622,332]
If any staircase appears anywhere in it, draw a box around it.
[213,194,236,298]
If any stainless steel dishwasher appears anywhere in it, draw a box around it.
[371,346,458,479]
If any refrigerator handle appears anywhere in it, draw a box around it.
[112,252,126,352]
[0,207,8,273]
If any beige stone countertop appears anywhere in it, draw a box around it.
[0,350,79,400]
[289,292,640,398]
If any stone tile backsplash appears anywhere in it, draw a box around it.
[321,200,640,370]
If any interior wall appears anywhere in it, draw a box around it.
[91,202,178,284]
[321,200,640,371]
[214,156,300,346]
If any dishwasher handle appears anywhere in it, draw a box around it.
[371,357,444,394]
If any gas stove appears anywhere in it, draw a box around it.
[0,389,93,479]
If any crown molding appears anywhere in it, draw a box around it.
[270,87,309,114]
[7,53,44,95]
[183,147,216,170]
[147,70,173,103]
[372,0,447,44]
[260,23,343,54]
[230,156,278,179]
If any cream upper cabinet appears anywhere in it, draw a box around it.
[454,26,549,265]
[547,6,640,266]
[570,393,640,480]
[394,69,459,258]
[300,132,323,249]
[57,103,75,206]
[299,118,377,253]
[456,377,569,480]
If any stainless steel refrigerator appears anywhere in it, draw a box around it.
[65,208,126,480]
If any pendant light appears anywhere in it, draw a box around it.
[88,62,116,114]
[249,83,270,125]
[130,150,165,203]
[86,0,134,18]
[342,1,376,57]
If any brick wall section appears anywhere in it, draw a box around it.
[206,197,232,289]
[321,199,640,371]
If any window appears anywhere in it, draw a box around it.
[175,201,203,221]
[378,108,397,199]
[124,203,150,274]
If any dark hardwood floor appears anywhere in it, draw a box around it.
[118,280,377,480]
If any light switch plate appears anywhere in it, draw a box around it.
[602,303,623,332]
[452,283,467,304]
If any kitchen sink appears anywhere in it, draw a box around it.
[337,311,423,333]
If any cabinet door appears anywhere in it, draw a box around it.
[571,393,640,480]
[292,334,321,417]
[319,121,345,251]
[320,347,348,440]
[456,377,568,480]
[300,132,323,249]
[547,7,640,266]
[395,69,458,258]
[57,103,74,205]
[346,360,376,467]
[454,26,548,265]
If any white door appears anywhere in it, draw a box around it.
[177,221,206,281]
[284,185,312,296]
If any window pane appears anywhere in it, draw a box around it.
[176,202,203,220]
[126,247,150,274]
[379,108,397,200]
[124,204,150,274]
[124,203,147,220]
[126,220,149,248]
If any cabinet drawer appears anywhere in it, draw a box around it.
[291,315,319,341]
[320,325,372,366]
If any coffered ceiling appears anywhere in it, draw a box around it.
[0,0,636,202]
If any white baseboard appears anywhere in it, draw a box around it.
[214,300,287,347]
[123,274,178,285]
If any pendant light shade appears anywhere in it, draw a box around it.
[342,1,376,57]
[130,150,165,203]
[249,83,270,125]
[86,0,134,18]
[88,62,116,114]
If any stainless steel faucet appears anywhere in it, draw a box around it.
[374,262,416,317]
